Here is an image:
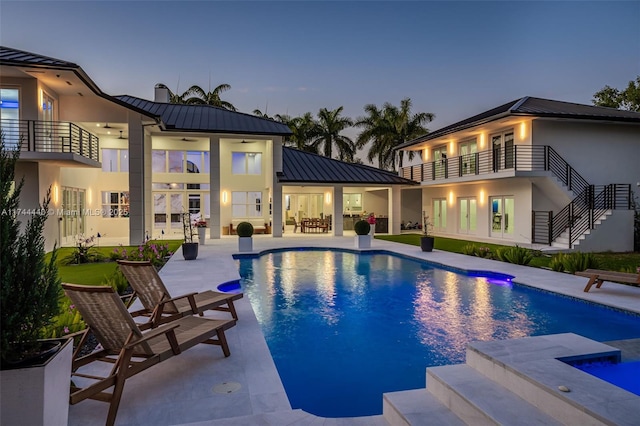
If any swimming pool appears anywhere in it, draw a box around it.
[236,249,640,417]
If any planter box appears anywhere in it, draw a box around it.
[197,227,206,245]
[238,236,253,252]
[420,236,435,252]
[355,235,371,249]
[1,338,73,426]
[182,242,199,260]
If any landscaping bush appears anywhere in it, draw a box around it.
[110,241,173,267]
[462,243,477,256]
[564,252,598,274]
[102,269,130,295]
[236,221,254,237]
[62,234,106,265]
[44,299,85,339]
[354,220,371,235]
[549,253,567,272]
[496,245,534,265]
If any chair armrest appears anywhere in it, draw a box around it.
[125,323,181,353]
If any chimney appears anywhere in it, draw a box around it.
[154,83,170,103]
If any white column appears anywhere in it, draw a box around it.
[127,115,145,245]
[272,136,283,237]
[333,185,344,236]
[209,136,221,239]
[390,186,402,235]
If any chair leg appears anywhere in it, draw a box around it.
[595,279,605,289]
[227,301,238,321]
[106,351,133,426]
[583,275,599,292]
[217,329,230,357]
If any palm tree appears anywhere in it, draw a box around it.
[182,84,237,111]
[386,98,434,170]
[355,98,434,171]
[312,107,355,161]
[253,109,272,119]
[285,113,318,152]
[355,104,395,170]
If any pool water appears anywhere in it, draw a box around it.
[573,361,640,396]
[236,250,640,417]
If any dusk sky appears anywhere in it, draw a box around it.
[2,1,639,146]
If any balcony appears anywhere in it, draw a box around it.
[0,119,100,167]
[400,145,586,192]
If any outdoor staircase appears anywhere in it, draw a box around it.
[382,334,636,425]
[550,210,612,249]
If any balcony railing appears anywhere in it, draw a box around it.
[0,119,99,162]
[400,145,588,194]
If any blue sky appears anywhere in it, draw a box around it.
[2,1,639,140]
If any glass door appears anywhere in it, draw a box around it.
[432,199,447,232]
[153,192,184,238]
[458,198,477,234]
[459,140,477,175]
[490,196,514,238]
[433,145,448,179]
[42,92,55,152]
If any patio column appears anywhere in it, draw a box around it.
[390,186,402,235]
[128,116,145,245]
[333,185,344,236]
[209,136,221,239]
[272,137,283,237]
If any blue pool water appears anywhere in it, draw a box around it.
[573,361,640,396]
[236,249,640,418]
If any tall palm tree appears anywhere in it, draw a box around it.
[182,84,237,111]
[253,109,272,119]
[385,98,434,170]
[284,113,317,152]
[355,98,434,171]
[355,104,395,170]
[312,107,355,161]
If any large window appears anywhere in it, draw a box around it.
[101,191,130,218]
[101,148,129,172]
[1,88,20,147]
[232,191,262,217]
[62,187,85,238]
[343,193,362,214]
[491,131,514,171]
[232,152,262,175]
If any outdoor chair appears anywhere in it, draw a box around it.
[575,269,640,292]
[62,283,235,426]
[117,260,243,324]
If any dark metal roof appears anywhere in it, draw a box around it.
[115,95,292,136]
[0,46,79,68]
[399,96,640,149]
[281,147,417,185]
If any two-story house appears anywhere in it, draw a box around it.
[398,97,640,251]
[1,46,415,251]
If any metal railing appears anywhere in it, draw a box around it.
[532,184,631,247]
[400,145,589,194]
[0,119,99,162]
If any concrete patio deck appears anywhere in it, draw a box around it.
[68,235,640,425]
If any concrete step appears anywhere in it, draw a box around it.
[383,388,465,426]
[427,365,562,426]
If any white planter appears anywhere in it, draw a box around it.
[1,337,73,426]
[355,234,371,249]
[197,227,206,245]
[238,236,253,252]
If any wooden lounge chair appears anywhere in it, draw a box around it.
[575,269,640,292]
[62,283,235,426]
[117,260,243,323]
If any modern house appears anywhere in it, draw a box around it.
[0,46,415,251]
[398,97,640,251]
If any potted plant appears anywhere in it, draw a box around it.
[354,219,371,249]
[236,221,254,252]
[420,213,435,252]
[1,137,72,425]
[181,212,198,260]
[194,217,207,245]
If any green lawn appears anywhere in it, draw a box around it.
[50,240,182,285]
[375,234,639,272]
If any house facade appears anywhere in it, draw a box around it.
[398,97,640,251]
[1,46,415,251]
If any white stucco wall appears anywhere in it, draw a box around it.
[532,119,640,200]
[573,210,634,252]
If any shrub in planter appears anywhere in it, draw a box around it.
[549,253,567,272]
[237,221,254,237]
[354,220,370,236]
[0,136,62,366]
[564,252,598,274]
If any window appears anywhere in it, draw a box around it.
[1,88,20,147]
[491,131,514,171]
[343,193,362,213]
[459,139,477,175]
[490,196,514,237]
[232,152,262,175]
[231,191,262,218]
[101,191,130,218]
[458,198,477,234]
[61,187,85,238]
[101,148,129,172]
[433,198,447,232]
